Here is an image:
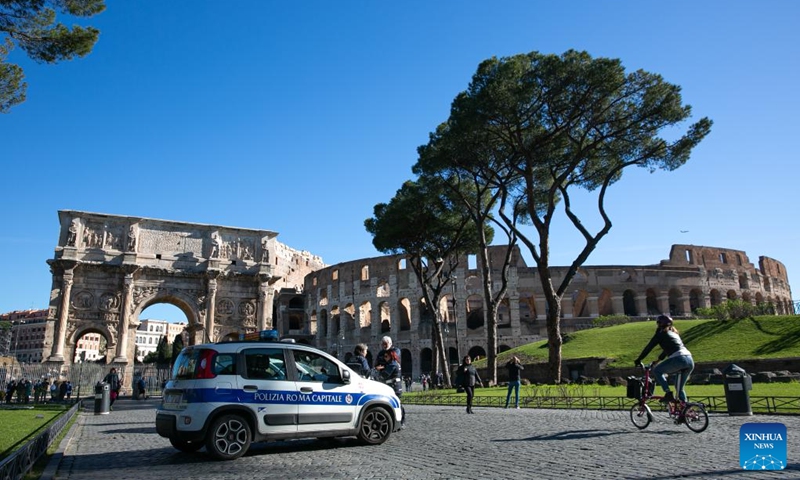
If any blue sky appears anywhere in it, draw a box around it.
[1,1,798,323]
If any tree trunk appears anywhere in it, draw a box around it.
[432,310,452,386]
[546,295,562,383]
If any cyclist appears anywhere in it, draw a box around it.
[634,314,694,404]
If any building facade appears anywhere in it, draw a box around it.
[134,319,187,361]
[301,244,793,380]
[1,309,48,363]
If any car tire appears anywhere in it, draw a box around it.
[357,407,393,445]
[169,437,203,453]
[205,414,252,460]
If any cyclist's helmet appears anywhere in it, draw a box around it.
[656,314,673,327]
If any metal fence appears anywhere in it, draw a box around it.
[403,393,800,415]
[0,400,81,480]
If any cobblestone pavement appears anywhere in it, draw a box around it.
[50,399,800,479]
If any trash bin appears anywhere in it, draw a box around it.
[723,363,752,416]
[94,381,111,415]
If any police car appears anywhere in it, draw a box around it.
[155,330,403,460]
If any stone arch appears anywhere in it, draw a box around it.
[344,303,357,331]
[597,289,613,316]
[689,288,704,313]
[468,346,486,361]
[645,288,659,315]
[420,348,433,374]
[742,291,752,304]
[47,211,287,392]
[518,295,535,321]
[379,301,391,333]
[497,298,510,326]
[710,289,723,306]
[755,292,764,304]
[69,324,114,364]
[668,288,684,316]
[398,298,412,331]
[466,295,484,330]
[622,289,637,316]
[727,290,738,300]
[447,346,459,365]
[401,348,413,376]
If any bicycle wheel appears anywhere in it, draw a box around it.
[630,403,652,429]
[682,403,709,433]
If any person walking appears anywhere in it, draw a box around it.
[104,367,122,409]
[456,355,483,414]
[504,356,524,409]
[376,349,406,428]
[634,314,695,404]
[137,377,147,400]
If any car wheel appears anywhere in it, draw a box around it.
[357,407,392,445]
[169,436,203,453]
[205,414,252,460]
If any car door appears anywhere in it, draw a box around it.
[241,347,297,435]
[291,349,359,434]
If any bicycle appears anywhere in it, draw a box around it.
[629,361,709,433]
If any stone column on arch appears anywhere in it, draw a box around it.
[560,296,574,319]
[256,273,274,331]
[657,295,670,316]
[205,271,220,343]
[507,292,522,337]
[680,298,692,317]
[703,294,711,309]
[635,296,648,317]
[49,262,77,362]
[113,266,138,363]
[611,295,624,316]
[586,296,599,318]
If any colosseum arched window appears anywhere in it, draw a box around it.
[710,289,722,306]
[379,301,391,333]
[399,298,411,331]
[466,295,484,330]
[727,290,738,300]
[518,295,535,321]
[420,348,433,373]
[669,288,684,316]
[689,288,703,313]
[646,289,659,315]
[623,289,637,316]
[598,289,613,316]
[573,290,588,317]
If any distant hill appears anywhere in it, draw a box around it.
[490,316,800,369]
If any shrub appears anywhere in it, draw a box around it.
[697,299,767,321]
[592,314,631,328]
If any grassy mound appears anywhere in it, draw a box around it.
[487,315,800,369]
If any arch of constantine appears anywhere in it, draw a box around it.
[44,211,324,380]
[43,211,793,384]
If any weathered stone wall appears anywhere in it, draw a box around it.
[306,244,794,380]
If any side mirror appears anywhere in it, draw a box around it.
[341,369,351,385]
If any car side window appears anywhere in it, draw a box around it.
[243,348,287,380]
[214,353,237,376]
[293,350,341,383]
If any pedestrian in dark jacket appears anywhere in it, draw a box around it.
[351,343,371,377]
[377,349,405,427]
[457,355,483,414]
[104,367,122,408]
[504,356,524,409]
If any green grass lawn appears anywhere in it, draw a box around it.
[0,405,69,458]
[480,315,800,370]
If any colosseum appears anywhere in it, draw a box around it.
[284,244,793,380]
